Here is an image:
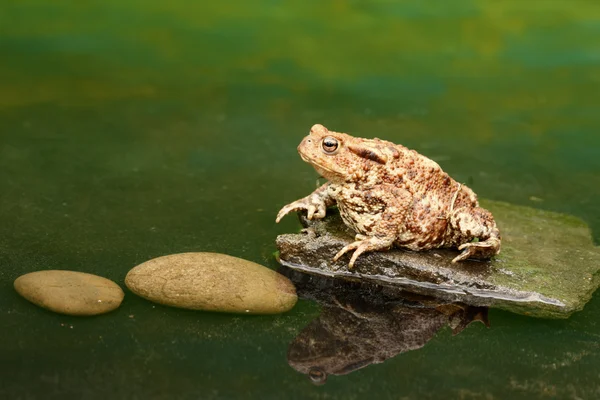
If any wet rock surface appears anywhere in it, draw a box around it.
[14,270,124,316]
[126,252,297,314]
[276,200,600,319]
[282,267,488,383]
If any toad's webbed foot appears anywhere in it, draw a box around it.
[449,205,501,263]
[276,183,333,223]
[452,238,501,263]
[333,235,395,269]
[276,197,327,223]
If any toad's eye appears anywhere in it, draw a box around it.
[308,367,327,385]
[322,136,339,154]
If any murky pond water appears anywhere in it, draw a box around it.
[1,1,599,399]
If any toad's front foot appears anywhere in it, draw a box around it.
[276,197,327,223]
[452,238,501,263]
[333,235,395,269]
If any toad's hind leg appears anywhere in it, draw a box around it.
[449,206,501,263]
[333,234,395,269]
[333,184,412,269]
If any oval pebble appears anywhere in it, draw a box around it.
[125,252,297,314]
[14,270,125,316]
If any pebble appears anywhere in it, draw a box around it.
[14,270,124,316]
[125,252,297,314]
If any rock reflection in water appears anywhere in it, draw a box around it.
[281,267,489,384]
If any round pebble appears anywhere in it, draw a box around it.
[14,270,125,316]
[125,252,297,314]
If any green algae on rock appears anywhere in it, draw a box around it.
[276,200,600,319]
[14,270,124,316]
[125,252,298,314]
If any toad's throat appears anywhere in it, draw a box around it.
[299,152,312,164]
[299,153,338,178]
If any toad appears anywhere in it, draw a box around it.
[276,124,501,268]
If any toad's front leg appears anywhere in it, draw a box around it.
[276,183,335,223]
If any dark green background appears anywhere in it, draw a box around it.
[1,1,599,399]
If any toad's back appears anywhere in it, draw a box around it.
[362,140,481,249]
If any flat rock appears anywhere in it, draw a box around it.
[14,270,124,316]
[125,252,297,314]
[276,200,600,319]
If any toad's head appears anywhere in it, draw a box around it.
[297,124,389,183]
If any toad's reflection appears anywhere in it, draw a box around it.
[282,268,489,384]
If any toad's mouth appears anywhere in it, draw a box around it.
[299,152,312,164]
[300,153,337,176]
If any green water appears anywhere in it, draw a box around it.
[1,1,599,398]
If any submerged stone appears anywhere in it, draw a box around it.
[14,270,124,316]
[125,252,298,314]
[276,200,600,319]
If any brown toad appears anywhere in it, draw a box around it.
[276,124,501,268]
